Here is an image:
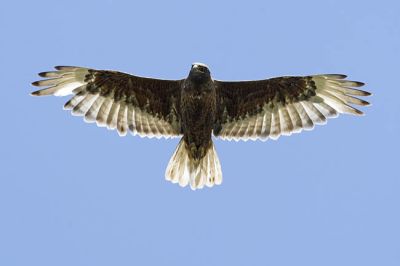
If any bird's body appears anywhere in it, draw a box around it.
[32,63,371,190]
[165,64,222,188]
[181,64,216,160]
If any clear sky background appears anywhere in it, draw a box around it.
[1,0,399,265]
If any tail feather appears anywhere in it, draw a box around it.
[165,139,222,190]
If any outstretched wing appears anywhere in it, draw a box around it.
[32,66,183,138]
[213,75,371,141]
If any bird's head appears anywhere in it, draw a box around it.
[191,62,210,74]
[188,62,211,83]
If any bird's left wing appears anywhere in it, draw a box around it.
[32,66,183,138]
[213,75,371,141]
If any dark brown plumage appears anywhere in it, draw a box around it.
[31,63,371,190]
[181,65,216,160]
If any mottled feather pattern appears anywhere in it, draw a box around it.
[214,74,370,141]
[32,66,183,138]
[32,64,371,190]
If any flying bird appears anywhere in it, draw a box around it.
[32,63,371,190]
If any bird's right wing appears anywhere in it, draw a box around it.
[32,66,184,138]
[214,74,371,141]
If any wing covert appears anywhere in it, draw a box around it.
[32,66,183,138]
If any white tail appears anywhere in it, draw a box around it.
[165,139,222,190]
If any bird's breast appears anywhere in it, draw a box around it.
[180,83,216,152]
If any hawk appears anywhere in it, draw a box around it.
[32,63,371,190]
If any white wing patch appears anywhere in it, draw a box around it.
[216,74,371,141]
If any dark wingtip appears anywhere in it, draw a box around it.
[54,65,77,70]
[336,74,348,79]
[38,72,48,77]
[361,99,371,106]
[354,81,365,87]
[326,74,347,79]
[358,89,372,96]
[30,90,41,96]
[31,81,40,86]
[353,108,365,116]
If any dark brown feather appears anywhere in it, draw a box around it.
[31,66,184,137]
[84,70,183,127]
[213,76,317,134]
[181,76,216,160]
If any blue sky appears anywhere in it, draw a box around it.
[1,0,399,265]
